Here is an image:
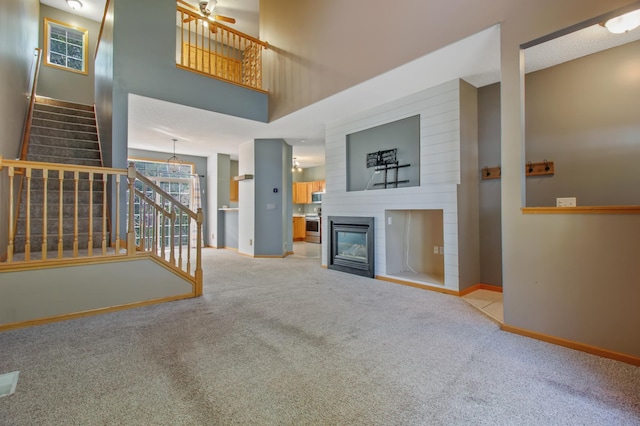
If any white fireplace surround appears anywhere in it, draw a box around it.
[321,79,480,293]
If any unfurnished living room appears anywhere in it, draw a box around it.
[1,0,640,424]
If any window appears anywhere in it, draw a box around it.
[44,18,88,75]
[128,159,197,248]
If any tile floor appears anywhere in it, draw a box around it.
[292,241,321,259]
[461,289,504,324]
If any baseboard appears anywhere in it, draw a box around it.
[459,283,503,296]
[376,275,458,296]
[0,292,195,333]
[501,324,640,367]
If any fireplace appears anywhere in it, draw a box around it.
[328,216,375,278]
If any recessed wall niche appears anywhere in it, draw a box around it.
[346,115,420,191]
[385,209,444,285]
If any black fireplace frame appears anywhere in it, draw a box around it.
[327,216,375,278]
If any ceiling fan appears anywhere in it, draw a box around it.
[180,0,237,25]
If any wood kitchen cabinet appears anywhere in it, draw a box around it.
[293,182,311,204]
[293,180,325,204]
[293,216,306,240]
[230,179,239,202]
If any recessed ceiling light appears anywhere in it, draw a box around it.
[66,0,83,10]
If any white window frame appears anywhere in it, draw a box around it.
[44,18,88,75]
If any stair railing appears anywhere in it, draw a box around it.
[19,47,43,161]
[0,158,203,296]
[130,164,203,295]
[176,0,268,92]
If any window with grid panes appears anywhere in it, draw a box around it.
[129,159,194,248]
[44,18,88,74]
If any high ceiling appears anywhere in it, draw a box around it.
[40,1,640,168]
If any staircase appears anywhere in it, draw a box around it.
[13,96,108,254]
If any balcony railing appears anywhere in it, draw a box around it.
[176,0,268,92]
[0,158,203,295]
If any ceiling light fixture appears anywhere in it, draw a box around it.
[167,139,183,173]
[66,0,83,10]
[292,157,302,172]
[602,9,640,34]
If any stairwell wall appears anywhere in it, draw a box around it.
[38,5,100,106]
[0,0,39,254]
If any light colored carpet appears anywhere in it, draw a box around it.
[0,248,638,425]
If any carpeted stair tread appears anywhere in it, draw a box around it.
[30,125,99,141]
[31,117,97,133]
[32,109,96,126]
[27,145,101,160]
[35,96,94,112]
[27,154,102,166]
[28,135,100,150]
[34,103,96,119]
[13,232,110,252]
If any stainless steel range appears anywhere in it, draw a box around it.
[305,214,321,243]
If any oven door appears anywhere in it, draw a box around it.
[305,217,321,243]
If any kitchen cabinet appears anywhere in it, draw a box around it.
[230,179,239,202]
[293,180,325,204]
[293,182,311,204]
[293,216,306,241]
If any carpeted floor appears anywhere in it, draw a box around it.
[0,248,639,425]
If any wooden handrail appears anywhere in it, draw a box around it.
[95,0,112,60]
[0,158,126,175]
[19,48,43,161]
[134,168,197,220]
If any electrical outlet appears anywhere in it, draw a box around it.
[556,197,576,207]
[434,246,439,254]
[249,239,253,246]
[388,217,392,225]
[439,247,444,255]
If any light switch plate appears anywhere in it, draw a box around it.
[556,197,576,207]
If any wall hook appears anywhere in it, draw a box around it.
[484,166,490,177]
[527,161,533,173]
[544,159,550,172]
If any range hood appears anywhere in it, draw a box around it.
[233,174,254,181]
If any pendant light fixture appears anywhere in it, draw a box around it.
[292,157,302,172]
[166,139,183,173]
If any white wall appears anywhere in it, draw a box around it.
[323,80,464,292]
[238,141,255,256]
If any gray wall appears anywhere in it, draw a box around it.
[38,5,100,105]
[500,2,640,359]
[128,148,209,246]
[95,0,268,240]
[0,0,39,254]
[254,139,291,256]
[346,115,420,192]
[525,40,640,207]
[477,83,502,286]
[456,80,480,292]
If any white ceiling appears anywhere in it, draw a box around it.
[40,1,640,168]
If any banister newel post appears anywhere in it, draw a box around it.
[127,163,136,256]
[195,207,203,296]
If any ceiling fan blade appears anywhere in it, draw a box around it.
[213,15,236,24]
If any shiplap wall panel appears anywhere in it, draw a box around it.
[323,80,464,292]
